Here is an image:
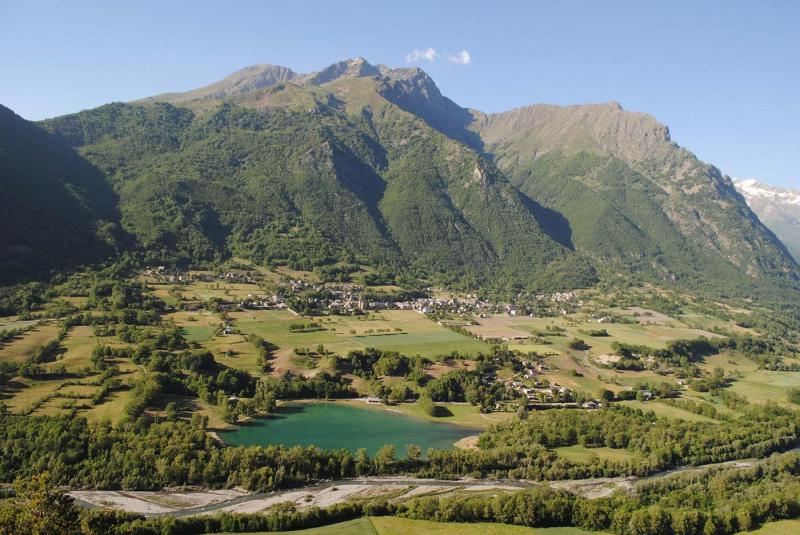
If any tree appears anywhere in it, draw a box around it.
[217,391,239,424]
[568,338,591,351]
[374,444,396,472]
[4,472,81,535]
[406,444,421,463]
[164,402,178,422]
[599,389,615,403]
[418,393,441,417]
[355,448,370,476]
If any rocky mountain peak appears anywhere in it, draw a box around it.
[301,57,382,85]
[735,178,800,206]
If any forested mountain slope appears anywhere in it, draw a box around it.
[467,102,799,295]
[2,57,796,300]
[0,105,122,283]
[40,64,593,293]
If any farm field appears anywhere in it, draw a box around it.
[218,517,608,535]
[231,309,488,360]
[204,333,263,374]
[736,520,800,534]
[700,351,800,405]
[468,314,721,357]
[369,517,606,535]
[1,378,64,413]
[0,321,144,423]
[0,323,61,363]
[0,317,38,331]
[728,370,800,405]
[59,326,130,373]
[677,311,753,334]
[554,444,636,463]
[179,281,266,301]
[619,400,719,423]
[165,310,222,342]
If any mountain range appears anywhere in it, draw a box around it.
[735,178,800,262]
[1,57,798,301]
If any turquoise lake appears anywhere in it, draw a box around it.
[221,402,478,455]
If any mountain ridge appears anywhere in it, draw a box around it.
[735,178,800,262]
[1,57,795,301]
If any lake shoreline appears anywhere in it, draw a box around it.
[219,399,481,455]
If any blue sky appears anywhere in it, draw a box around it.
[1,0,798,188]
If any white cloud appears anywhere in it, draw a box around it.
[446,50,471,65]
[406,48,472,66]
[406,47,438,63]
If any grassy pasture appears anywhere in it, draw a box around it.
[0,318,38,331]
[472,315,721,358]
[678,311,753,334]
[204,333,263,374]
[736,520,800,534]
[1,378,63,413]
[619,400,718,423]
[231,310,488,360]
[218,517,608,535]
[370,517,607,535]
[59,325,129,373]
[165,310,222,342]
[83,389,133,423]
[179,281,265,301]
[0,323,61,363]
[728,371,800,405]
[699,351,800,405]
[343,399,511,429]
[554,444,636,463]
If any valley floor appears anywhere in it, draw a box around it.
[70,453,769,517]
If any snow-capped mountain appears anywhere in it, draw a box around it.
[734,178,800,262]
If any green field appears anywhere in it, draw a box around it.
[204,333,263,374]
[216,517,608,535]
[728,370,800,405]
[346,399,511,429]
[165,311,222,342]
[0,323,61,363]
[619,400,719,423]
[737,519,800,534]
[231,310,488,359]
[554,444,636,463]
[371,517,605,535]
[505,318,720,356]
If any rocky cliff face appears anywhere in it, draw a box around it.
[735,179,800,262]
[468,102,797,282]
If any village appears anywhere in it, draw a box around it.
[142,266,584,318]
